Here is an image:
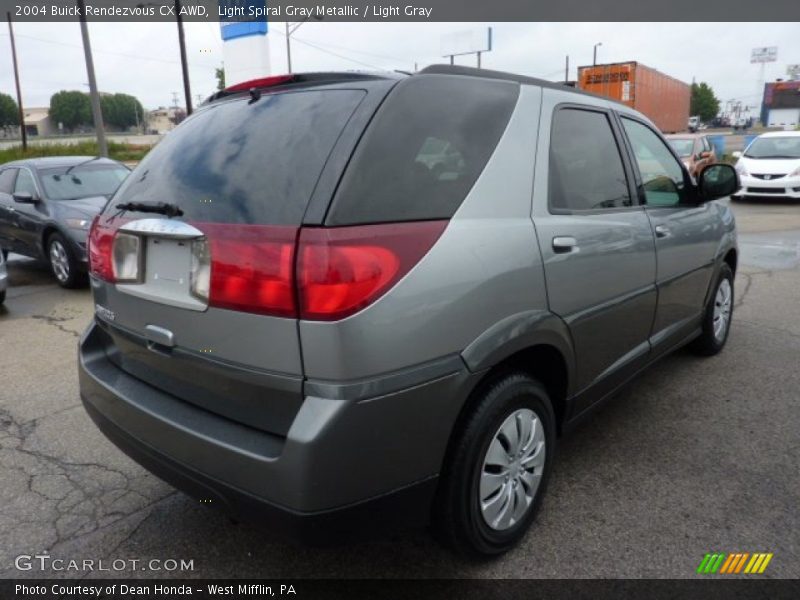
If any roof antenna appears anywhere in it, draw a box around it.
[248,88,262,104]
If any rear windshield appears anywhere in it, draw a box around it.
[326,75,519,225]
[41,164,129,200]
[108,89,365,224]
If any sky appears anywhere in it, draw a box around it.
[0,21,797,114]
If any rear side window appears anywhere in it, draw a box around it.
[549,108,632,211]
[326,76,519,225]
[109,89,365,225]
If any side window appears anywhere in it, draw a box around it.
[549,108,632,211]
[0,169,17,194]
[622,118,688,207]
[14,169,37,197]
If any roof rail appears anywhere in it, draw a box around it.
[418,64,623,105]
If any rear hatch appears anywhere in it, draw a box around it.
[88,80,377,436]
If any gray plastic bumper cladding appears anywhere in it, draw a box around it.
[78,320,480,534]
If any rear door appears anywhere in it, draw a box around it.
[90,84,379,437]
[9,167,45,256]
[617,115,721,354]
[533,91,657,415]
[0,168,18,249]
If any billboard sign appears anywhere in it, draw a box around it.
[750,47,778,63]
[787,64,800,80]
[219,0,267,41]
[441,27,492,57]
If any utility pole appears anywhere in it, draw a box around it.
[284,15,322,74]
[171,92,180,108]
[174,0,192,115]
[6,12,26,151]
[77,0,107,157]
[565,55,569,83]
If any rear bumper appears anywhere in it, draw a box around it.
[79,320,478,541]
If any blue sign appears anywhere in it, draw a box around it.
[219,0,268,41]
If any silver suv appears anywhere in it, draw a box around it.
[79,65,739,556]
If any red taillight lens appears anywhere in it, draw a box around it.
[297,221,447,321]
[88,215,117,282]
[198,223,298,317]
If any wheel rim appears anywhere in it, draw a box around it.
[479,408,546,531]
[49,240,70,283]
[713,278,732,342]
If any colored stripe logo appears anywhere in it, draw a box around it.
[697,552,773,574]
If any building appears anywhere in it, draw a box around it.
[23,107,56,137]
[146,107,184,135]
[760,80,800,128]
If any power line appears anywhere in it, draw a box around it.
[0,31,217,71]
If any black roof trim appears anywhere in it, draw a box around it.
[418,64,625,106]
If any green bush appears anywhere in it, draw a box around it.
[0,140,151,164]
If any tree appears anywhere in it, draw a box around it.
[49,91,92,132]
[0,92,20,134]
[215,66,225,91]
[690,82,721,122]
[100,93,145,130]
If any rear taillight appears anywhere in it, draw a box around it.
[297,221,447,321]
[88,215,116,282]
[89,217,447,321]
[198,223,298,317]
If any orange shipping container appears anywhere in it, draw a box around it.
[577,62,690,133]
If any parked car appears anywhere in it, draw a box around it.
[0,249,6,305]
[78,66,739,556]
[732,131,800,201]
[665,133,718,177]
[0,157,130,287]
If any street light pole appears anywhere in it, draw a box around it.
[285,21,292,73]
[174,0,192,115]
[77,0,107,157]
[6,12,27,151]
[593,42,603,66]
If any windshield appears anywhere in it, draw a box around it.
[668,139,695,158]
[744,136,800,159]
[40,165,130,200]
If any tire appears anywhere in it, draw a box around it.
[46,232,85,289]
[691,263,734,356]
[0,289,5,305]
[433,372,556,557]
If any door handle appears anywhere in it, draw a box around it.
[552,236,577,253]
[655,225,671,238]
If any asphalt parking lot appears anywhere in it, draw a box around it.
[1,198,798,579]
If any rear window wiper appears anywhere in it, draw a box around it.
[114,201,184,218]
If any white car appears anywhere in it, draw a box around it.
[732,131,800,200]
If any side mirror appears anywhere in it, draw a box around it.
[13,192,38,204]
[731,151,743,159]
[698,164,739,201]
